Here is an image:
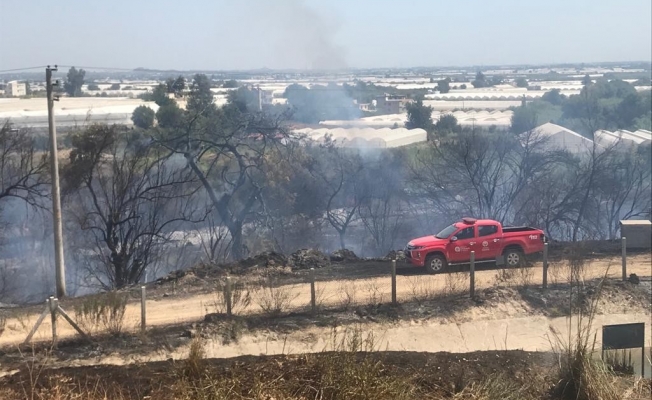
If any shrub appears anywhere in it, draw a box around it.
[212,276,251,315]
[131,105,155,129]
[253,278,298,317]
[73,291,128,336]
[550,260,620,400]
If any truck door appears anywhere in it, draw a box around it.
[476,224,500,260]
[447,226,476,263]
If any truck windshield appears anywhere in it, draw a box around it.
[435,224,457,239]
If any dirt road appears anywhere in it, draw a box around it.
[1,254,650,347]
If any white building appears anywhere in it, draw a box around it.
[320,110,514,128]
[530,123,596,154]
[595,129,652,148]
[294,127,427,149]
[4,81,26,97]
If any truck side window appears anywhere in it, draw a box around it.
[478,225,498,237]
[455,227,475,240]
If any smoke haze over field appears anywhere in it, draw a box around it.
[1,0,651,71]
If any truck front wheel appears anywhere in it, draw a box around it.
[425,254,447,274]
[503,248,524,267]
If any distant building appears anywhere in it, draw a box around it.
[376,94,410,114]
[253,87,274,110]
[5,81,26,97]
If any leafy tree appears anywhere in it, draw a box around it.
[460,84,467,89]
[87,84,100,91]
[155,102,183,128]
[155,104,290,260]
[166,76,186,97]
[227,86,260,113]
[515,78,529,88]
[147,84,172,106]
[510,105,539,134]
[405,99,434,132]
[109,83,120,90]
[436,78,451,93]
[25,81,32,95]
[472,71,488,88]
[435,114,459,135]
[187,74,214,113]
[64,67,86,97]
[131,105,155,129]
[223,79,239,88]
[581,74,592,86]
[541,89,565,105]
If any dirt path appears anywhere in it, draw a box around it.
[1,254,650,346]
[20,313,650,378]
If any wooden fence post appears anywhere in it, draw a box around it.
[225,276,233,316]
[141,286,147,333]
[310,268,316,313]
[470,251,475,298]
[621,237,627,281]
[542,243,549,290]
[391,259,397,305]
[49,296,58,348]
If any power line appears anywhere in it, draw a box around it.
[0,65,49,74]
[58,65,135,71]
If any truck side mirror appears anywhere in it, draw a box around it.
[450,236,458,242]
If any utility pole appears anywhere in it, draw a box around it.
[46,65,66,298]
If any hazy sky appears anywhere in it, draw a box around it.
[1,0,651,71]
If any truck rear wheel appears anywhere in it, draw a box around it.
[503,248,524,267]
[425,254,447,274]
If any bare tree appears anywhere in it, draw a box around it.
[358,154,405,255]
[410,130,552,223]
[307,144,367,250]
[63,124,202,289]
[594,144,652,239]
[0,122,49,208]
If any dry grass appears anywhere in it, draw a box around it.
[73,291,128,336]
[253,278,299,317]
[604,349,635,375]
[338,281,358,310]
[407,276,438,305]
[183,337,206,380]
[211,276,251,316]
[442,271,468,297]
[363,281,385,305]
[493,267,516,285]
[548,260,567,287]
[312,283,326,311]
[550,251,622,400]
[452,373,533,399]
[516,265,535,287]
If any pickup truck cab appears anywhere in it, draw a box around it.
[405,218,545,273]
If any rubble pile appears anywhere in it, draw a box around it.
[385,250,406,261]
[238,251,288,269]
[289,249,331,270]
[330,249,359,262]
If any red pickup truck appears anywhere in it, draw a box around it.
[405,218,545,273]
